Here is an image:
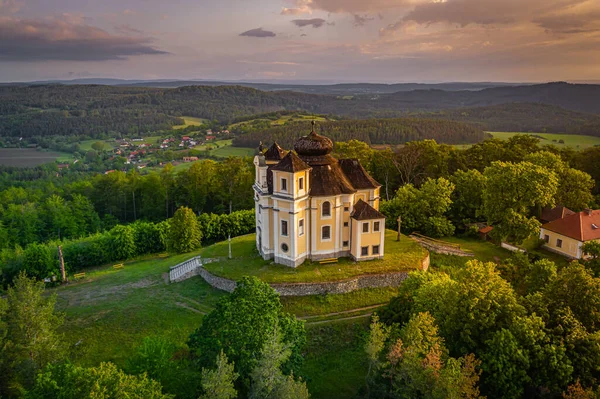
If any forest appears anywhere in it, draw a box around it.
[3,131,600,398]
[2,82,600,139]
[231,118,487,148]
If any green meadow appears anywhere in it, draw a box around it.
[488,132,600,149]
[172,116,208,130]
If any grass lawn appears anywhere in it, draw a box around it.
[489,132,600,149]
[54,249,223,367]
[202,230,427,284]
[51,242,377,398]
[172,116,208,130]
[282,286,398,317]
[440,236,512,262]
[301,319,369,399]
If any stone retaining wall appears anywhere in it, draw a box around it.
[171,254,430,296]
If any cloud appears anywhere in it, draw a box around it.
[284,0,413,14]
[0,16,168,61]
[353,14,374,26]
[380,0,594,35]
[281,6,311,15]
[239,27,276,37]
[533,10,600,33]
[0,0,22,14]
[291,18,326,28]
[114,24,144,35]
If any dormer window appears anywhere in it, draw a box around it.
[281,178,287,192]
[299,177,304,191]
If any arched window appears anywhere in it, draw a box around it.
[322,201,331,217]
[322,226,331,240]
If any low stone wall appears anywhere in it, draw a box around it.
[172,254,429,296]
[501,242,526,253]
[270,271,410,296]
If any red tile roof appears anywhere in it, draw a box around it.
[479,226,493,234]
[540,206,575,223]
[542,210,600,242]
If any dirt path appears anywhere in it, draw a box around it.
[306,313,374,325]
[298,303,385,320]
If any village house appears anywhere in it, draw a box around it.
[540,208,600,259]
[253,123,385,267]
[183,156,199,162]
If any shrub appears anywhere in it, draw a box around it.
[23,243,56,279]
[108,225,137,260]
[169,207,202,253]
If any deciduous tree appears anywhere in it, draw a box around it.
[200,351,238,399]
[482,161,558,244]
[168,206,202,253]
[188,277,305,389]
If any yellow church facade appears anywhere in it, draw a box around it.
[253,126,385,267]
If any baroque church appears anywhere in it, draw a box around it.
[253,123,386,267]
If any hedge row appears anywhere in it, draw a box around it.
[0,210,255,285]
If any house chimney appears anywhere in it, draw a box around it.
[585,208,593,216]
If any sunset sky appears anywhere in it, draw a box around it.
[1,0,599,83]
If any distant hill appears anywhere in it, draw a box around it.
[1,82,599,139]
[5,79,523,95]
[414,103,600,135]
[372,82,600,114]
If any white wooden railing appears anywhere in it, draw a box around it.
[169,256,202,282]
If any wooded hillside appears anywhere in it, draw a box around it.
[232,118,486,148]
[1,82,600,139]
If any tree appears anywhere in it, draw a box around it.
[91,141,105,152]
[381,177,455,237]
[557,168,594,211]
[27,361,172,399]
[482,161,558,244]
[544,262,600,332]
[127,336,202,399]
[2,272,65,395]
[201,351,238,399]
[249,327,309,399]
[333,140,374,171]
[582,241,600,276]
[188,277,305,389]
[379,312,483,399]
[365,315,390,398]
[108,224,136,260]
[23,243,56,279]
[525,151,594,211]
[449,169,486,225]
[168,206,202,253]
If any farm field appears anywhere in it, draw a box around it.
[172,116,208,130]
[488,132,600,149]
[0,148,73,167]
[230,113,331,129]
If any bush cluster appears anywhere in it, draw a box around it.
[0,209,254,285]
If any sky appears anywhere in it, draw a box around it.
[1,0,599,83]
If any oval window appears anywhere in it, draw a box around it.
[281,243,289,252]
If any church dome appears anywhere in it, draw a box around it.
[294,122,333,156]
